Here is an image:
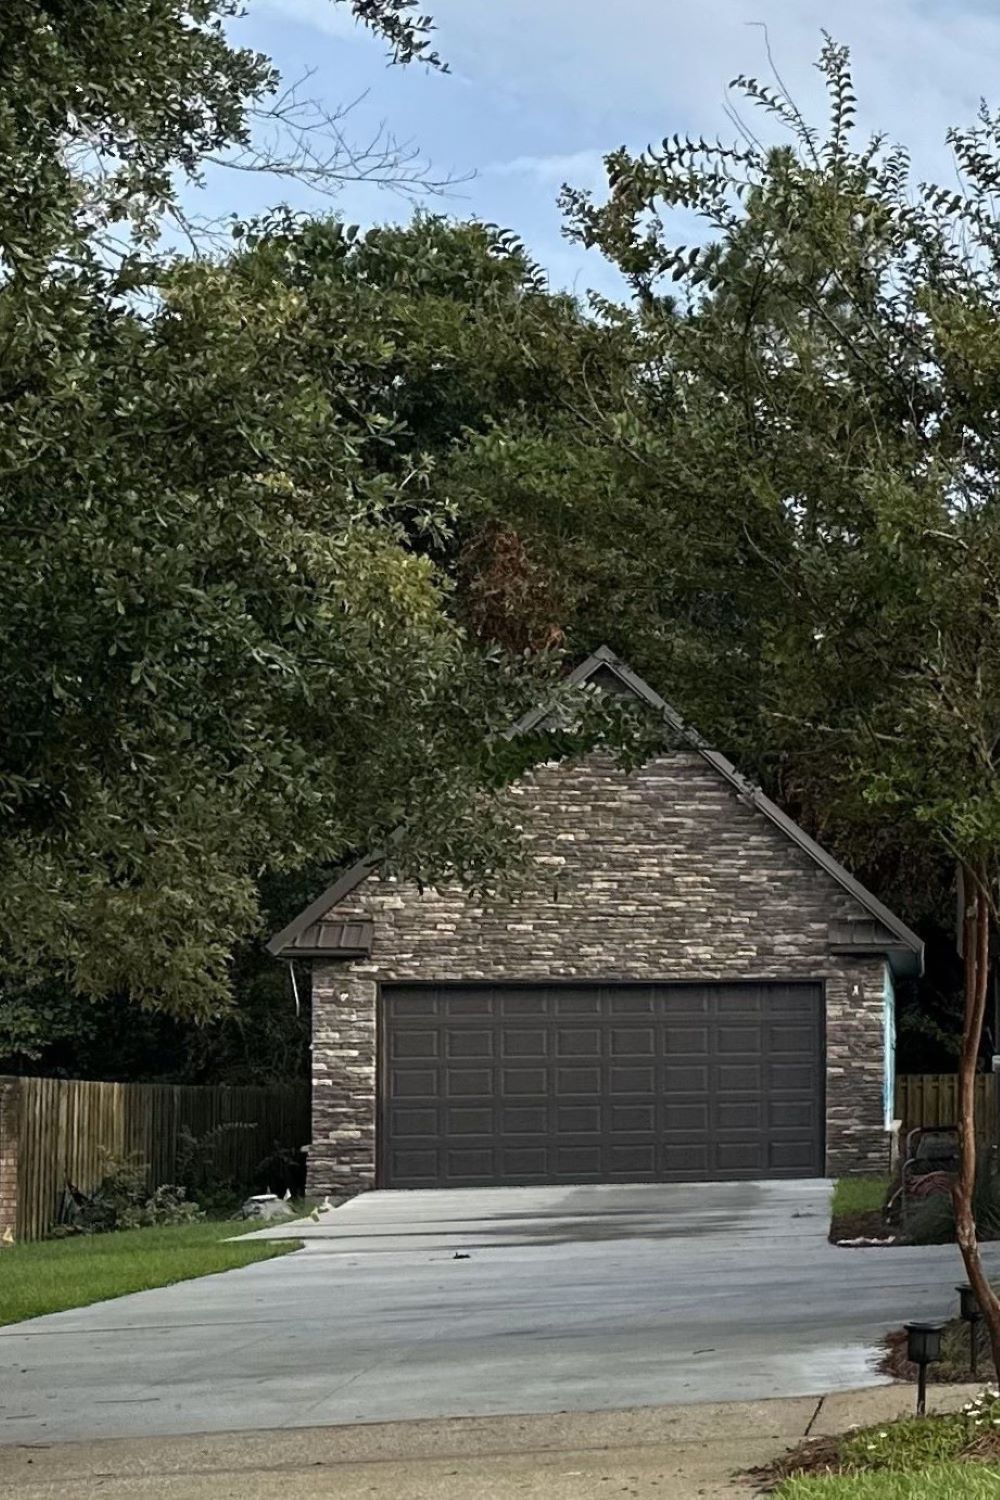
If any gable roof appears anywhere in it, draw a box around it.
[268,645,924,975]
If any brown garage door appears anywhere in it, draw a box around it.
[380,982,824,1187]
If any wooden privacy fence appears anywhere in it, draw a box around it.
[0,1077,310,1242]
[895,1074,998,1142]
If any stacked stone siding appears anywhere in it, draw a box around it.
[309,752,894,1194]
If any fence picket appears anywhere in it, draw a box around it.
[2,1076,309,1241]
[895,1073,997,1143]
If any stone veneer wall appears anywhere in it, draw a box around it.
[308,752,893,1195]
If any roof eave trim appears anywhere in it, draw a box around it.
[273,947,371,961]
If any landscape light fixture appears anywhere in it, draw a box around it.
[957,1284,982,1378]
[905,1321,944,1415]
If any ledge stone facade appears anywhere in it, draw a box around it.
[308,752,894,1196]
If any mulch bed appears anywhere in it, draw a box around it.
[829,1208,896,1245]
[747,1434,844,1491]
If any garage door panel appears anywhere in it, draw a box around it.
[500,992,542,1017]
[556,991,601,1015]
[447,1107,492,1135]
[446,1147,494,1180]
[501,1067,547,1096]
[391,1068,439,1098]
[717,1101,763,1130]
[611,1028,655,1055]
[717,1026,763,1054]
[717,1063,762,1091]
[447,994,494,1018]
[446,1030,493,1058]
[556,1145,602,1175]
[391,1107,437,1137]
[501,1147,548,1177]
[664,1101,708,1130]
[392,1030,438,1058]
[664,1026,709,1053]
[558,1065,602,1093]
[447,1068,492,1096]
[612,1065,657,1093]
[383,983,823,1187]
[502,1105,547,1133]
[610,990,655,1015]
[663,1143,710,1173]
[556,1028,602,1057]
[663,1063,708,1091]
[768,1061,814,1090]
[611,1104,655,1131]
[717,992,762,1017]
[610,1144,657,1174]
[769,1024,815,1052]
[716,1142,765,1171]
[391,1148,438,1181]
[769,1100,814,1129]
[770,1141,817,1169]
[558,1104,601,1133]
[502,1029,548,1057]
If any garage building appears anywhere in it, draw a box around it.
[270,648,923,1195]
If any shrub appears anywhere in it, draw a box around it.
[904,1154,1000,1244]
[58,1149,202,1235]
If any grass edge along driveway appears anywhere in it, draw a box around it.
[770,1388,1000,1497]
[778,1463,1000,1496]
[0,1219,300,1327]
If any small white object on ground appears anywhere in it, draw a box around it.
[240,1194,295,1222]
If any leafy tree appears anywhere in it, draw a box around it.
[0,1,448,272]
[552,35,1000,1373]
[0,3,592,1021]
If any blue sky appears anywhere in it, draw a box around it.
[194,0,999,300]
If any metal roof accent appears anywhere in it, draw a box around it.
[275,917,373,960]
[268,645,924,976]
[267,863,379,958]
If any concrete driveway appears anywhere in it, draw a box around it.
[0,1179,991,1445]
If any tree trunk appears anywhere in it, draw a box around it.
[953,859,1000,1382]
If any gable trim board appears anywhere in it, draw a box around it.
[279,649,922,1194]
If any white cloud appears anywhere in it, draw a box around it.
[225,0,1000,295]
[486,149,608,188]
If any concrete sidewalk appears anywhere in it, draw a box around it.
[0,1384,980,1499]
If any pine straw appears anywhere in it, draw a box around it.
[748,1434,844,1489]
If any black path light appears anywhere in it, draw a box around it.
[957,1284,982,1379]
[905,1322,944,1416]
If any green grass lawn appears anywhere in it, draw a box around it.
[0,1219,300,1327]
[831,1176,890,1218]
[778,1464,1000,1497]
[768,1392,1000,1497]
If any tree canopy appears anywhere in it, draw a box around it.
[0,3,614,1018]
